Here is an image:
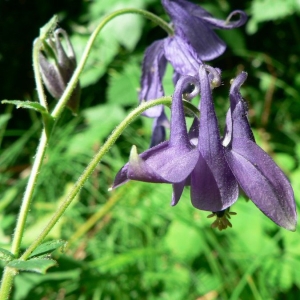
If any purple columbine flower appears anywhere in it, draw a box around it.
[39,28,81,114]
[172,67,296,231]
[112,75,200,189]
[222,72,297,231]
[112,64,297,231]
[140,0,247,145]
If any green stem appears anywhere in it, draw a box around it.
[51,8,173,119]
[4,38,51,256]
[0,131,48,299]
[0,34,50,300]
[10,131,48,256]
[21,97,171,260]
[0,268,17,300]
[0,9,172,299]
[33,38,48,110]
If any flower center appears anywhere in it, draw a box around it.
[207,208,237,231]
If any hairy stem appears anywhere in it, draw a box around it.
[33,38,48,109]
[51,8,172,119]
[21,97,172,260]
[0,9,172,299]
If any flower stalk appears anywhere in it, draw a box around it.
[20,96,172,260]
[0,8,173,299]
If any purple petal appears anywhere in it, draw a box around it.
[174,20,226,61]
[139,39,167,118]
[171,179,187,206]
[39,52,65,98]
[200,10,248,29]
[127,142,198,184]
[150,111,170,147]
[191,152,222,211]
[164,36,202,77]
[112,75,200,187]
[225,138,297,231]
[162,0,247,61]
[111,164,130,189]
[191,65,238,211]
[229,71,248,111]
[188,117,199,146]
[54,29,77,78]
[223,72,254,147]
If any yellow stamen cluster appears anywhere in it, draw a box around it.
[207,209,237,231]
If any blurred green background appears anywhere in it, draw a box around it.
[1,0,300,299]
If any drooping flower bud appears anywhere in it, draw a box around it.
[39,28,80,115]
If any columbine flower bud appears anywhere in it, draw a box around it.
[39,28,80,114]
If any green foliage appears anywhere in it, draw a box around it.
[29,240,67,258]
[1,100,55,137]
[247,0,300,34]
[0,248,15,262]
[1,0,300,299]
[71,0,150,87]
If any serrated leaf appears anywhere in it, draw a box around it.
[29,240,66,258]
[7,258,57,274]
[107,62,141,106]
[2,100,47,113]
[0,248,15,262]
[1,100,55,137]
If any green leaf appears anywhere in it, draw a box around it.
[0,113,11,129]
[66,104,126,156]
[29,240,67,258]
[88,0,147,50]
[71,34,119,87]
[7,258,57,274]
[0,248,15,262]
[247,0,296,34]
[1,100,55,137]
[163,99,199,118]
[2,100,47,113]
[107,61,141,106]
[181,100,200,118]
[70,0,150,87]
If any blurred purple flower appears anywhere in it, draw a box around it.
[162,0,247,62]
[140,0,247,145]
